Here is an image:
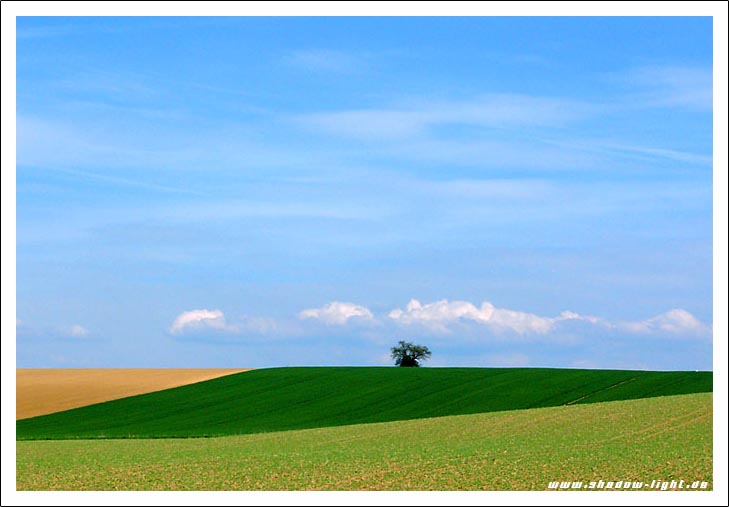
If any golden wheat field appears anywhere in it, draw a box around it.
[16,368,249,419]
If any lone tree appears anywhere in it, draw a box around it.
[391,340,431,367]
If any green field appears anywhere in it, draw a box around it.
[17,367,712,440]
[16,392,712,491]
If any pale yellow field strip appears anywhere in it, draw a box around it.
[16,368,250,420]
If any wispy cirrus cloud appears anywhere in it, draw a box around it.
[284,49,367,73]
[16,320,93,340]
[16,19,136,40]
[535,135,712,168]
[16,114,312,175]
[611,65,712,111]
[299,301,375,325]
[380,137,602,170]
[54,69,157,99]
[295,93,596,141]
[16,24,98,40]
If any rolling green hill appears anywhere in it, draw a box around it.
[17,393,713,490]
[16,367,712,440]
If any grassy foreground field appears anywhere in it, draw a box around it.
[16,368,249,419]
[17,367,711,440]
[16,392,712,491]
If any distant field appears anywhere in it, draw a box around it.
[16,368,249,419]
[17,366,712,439]
[16,393,712,491]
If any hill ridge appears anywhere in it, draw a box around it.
[16,366,712,440]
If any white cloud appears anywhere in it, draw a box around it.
[169,309,238,335]
[388,298,710,341]
[16,114,310,175]
[619,309,711,337]
[296,93,594,142]
[388,298,588,335]
[285,49,365,73]
[299,301,374,325]
[299,109,428,141]
[68,324,89,338]
[592,141,712,167]
[617,65,712,110]
[167,303,709,343]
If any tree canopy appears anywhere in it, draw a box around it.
[391,341,431,367]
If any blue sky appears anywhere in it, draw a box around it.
[13,16,716,370]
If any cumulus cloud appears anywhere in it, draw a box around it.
[619,309,711,337]
[169,309,238,335]
[299,301,374,325]
[166,302,710,343]
[387,298,710,340]
[388,298,588,334]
